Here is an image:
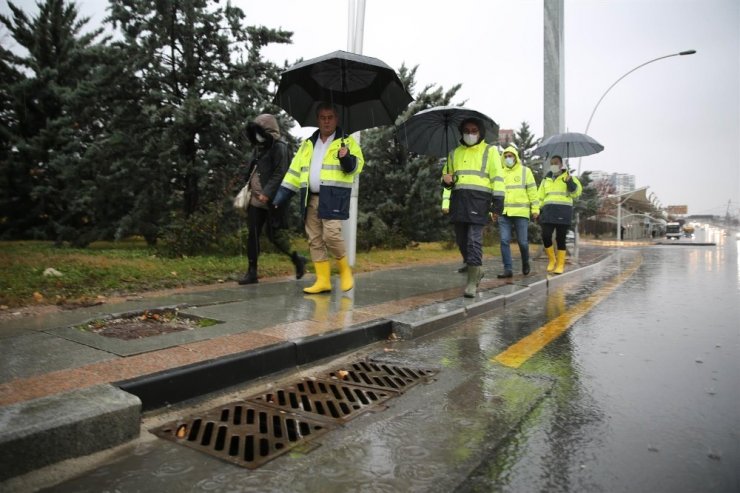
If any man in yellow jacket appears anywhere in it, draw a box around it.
[492,145,539,278]
[442,118,503,297]
[273,102,364,293]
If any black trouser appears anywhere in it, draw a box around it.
[454,222,483,266]
[247,206,292,263]
[541,222,568,250]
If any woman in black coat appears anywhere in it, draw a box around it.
[238,114,306,284]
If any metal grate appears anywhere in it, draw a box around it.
[325,360,438,394]
[151,360,441,470]
[247,378,394,424]
[150,401,332,469]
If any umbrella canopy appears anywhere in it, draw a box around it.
[396,106,499,158]
[532,132,604,159]
[273,50,413,135]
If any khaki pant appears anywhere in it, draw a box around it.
[305,194,346,262]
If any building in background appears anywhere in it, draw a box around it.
[497,129,514,146]
[587,170,636,194]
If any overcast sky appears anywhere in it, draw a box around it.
[3,0,738,216]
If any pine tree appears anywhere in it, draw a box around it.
[512,121,542,182]
[107,0,292,246]
[0,0,110,244]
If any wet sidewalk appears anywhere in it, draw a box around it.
[0,247,610,482]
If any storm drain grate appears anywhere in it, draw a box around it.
[151,360,441,469]
[150,401,333,469]
[325,360,438,394]
[246,378,395,424]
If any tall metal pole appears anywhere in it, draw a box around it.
[543,0,565,140]
[343,0,366,266]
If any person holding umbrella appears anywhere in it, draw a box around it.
[442,118,503,298]
[493,145,539,278]
[273,102,364,294]
[237,114,306,285]
[538,155,582,274]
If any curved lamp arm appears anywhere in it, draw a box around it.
[577,50,696,175]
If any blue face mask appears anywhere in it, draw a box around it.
[550,165,561,175]
[505,157,515,167]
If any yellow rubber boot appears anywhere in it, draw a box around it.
[553,250,567,274]
[545,246,556,272]
[303,260,332,294]
[337,256,354,292]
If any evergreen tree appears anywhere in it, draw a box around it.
[512,121,542,182]
[0,0,110,244]
[107,0,292,246]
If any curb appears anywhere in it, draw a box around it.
[116,319,394,412]
[0,384,141,481]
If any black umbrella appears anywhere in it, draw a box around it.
[273,50,413,135]
[395,106,499,158]
[532,132,604,160]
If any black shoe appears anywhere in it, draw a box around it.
[238,273,258,285]
[291,252,307,280]
[238,265,258,285]
[457,265,468,273]
[497,271,513,279]
[522,262,530,275]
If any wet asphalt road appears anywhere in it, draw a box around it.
[40,226,739,492]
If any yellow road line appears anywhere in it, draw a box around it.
[493,255,643,368]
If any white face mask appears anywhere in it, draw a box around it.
[550,164,561,175]
[505,156,516,167]
[463,133,479,146]
[255,133,265,143]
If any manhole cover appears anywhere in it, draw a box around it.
[77,309,220,340]
[150,401,332,469]
[247,378,394,424]
[326,360,438,393]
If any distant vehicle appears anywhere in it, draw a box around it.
[683,224,695,238]
[665,222,682,240]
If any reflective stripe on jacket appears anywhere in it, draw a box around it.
[276,129,363,220]
[441,141,502,224]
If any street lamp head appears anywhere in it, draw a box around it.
[679,50,697,56]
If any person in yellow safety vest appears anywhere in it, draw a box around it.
[491,145,539,278]
[537,155,582,274]
[273,102,364,294]
[442,118,504,298]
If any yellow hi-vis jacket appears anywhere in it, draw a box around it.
[537,169,582,225]
[441,140,503,225]
[499,145,539,219]
[274,129,364,220]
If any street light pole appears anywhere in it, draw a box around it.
[573,49,695,258]
[576,49,696,175]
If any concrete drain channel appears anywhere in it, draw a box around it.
[151,359,438,469]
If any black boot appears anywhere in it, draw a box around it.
[522,249,530,275]
[291,251,307,280]
[238,262,258,285]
